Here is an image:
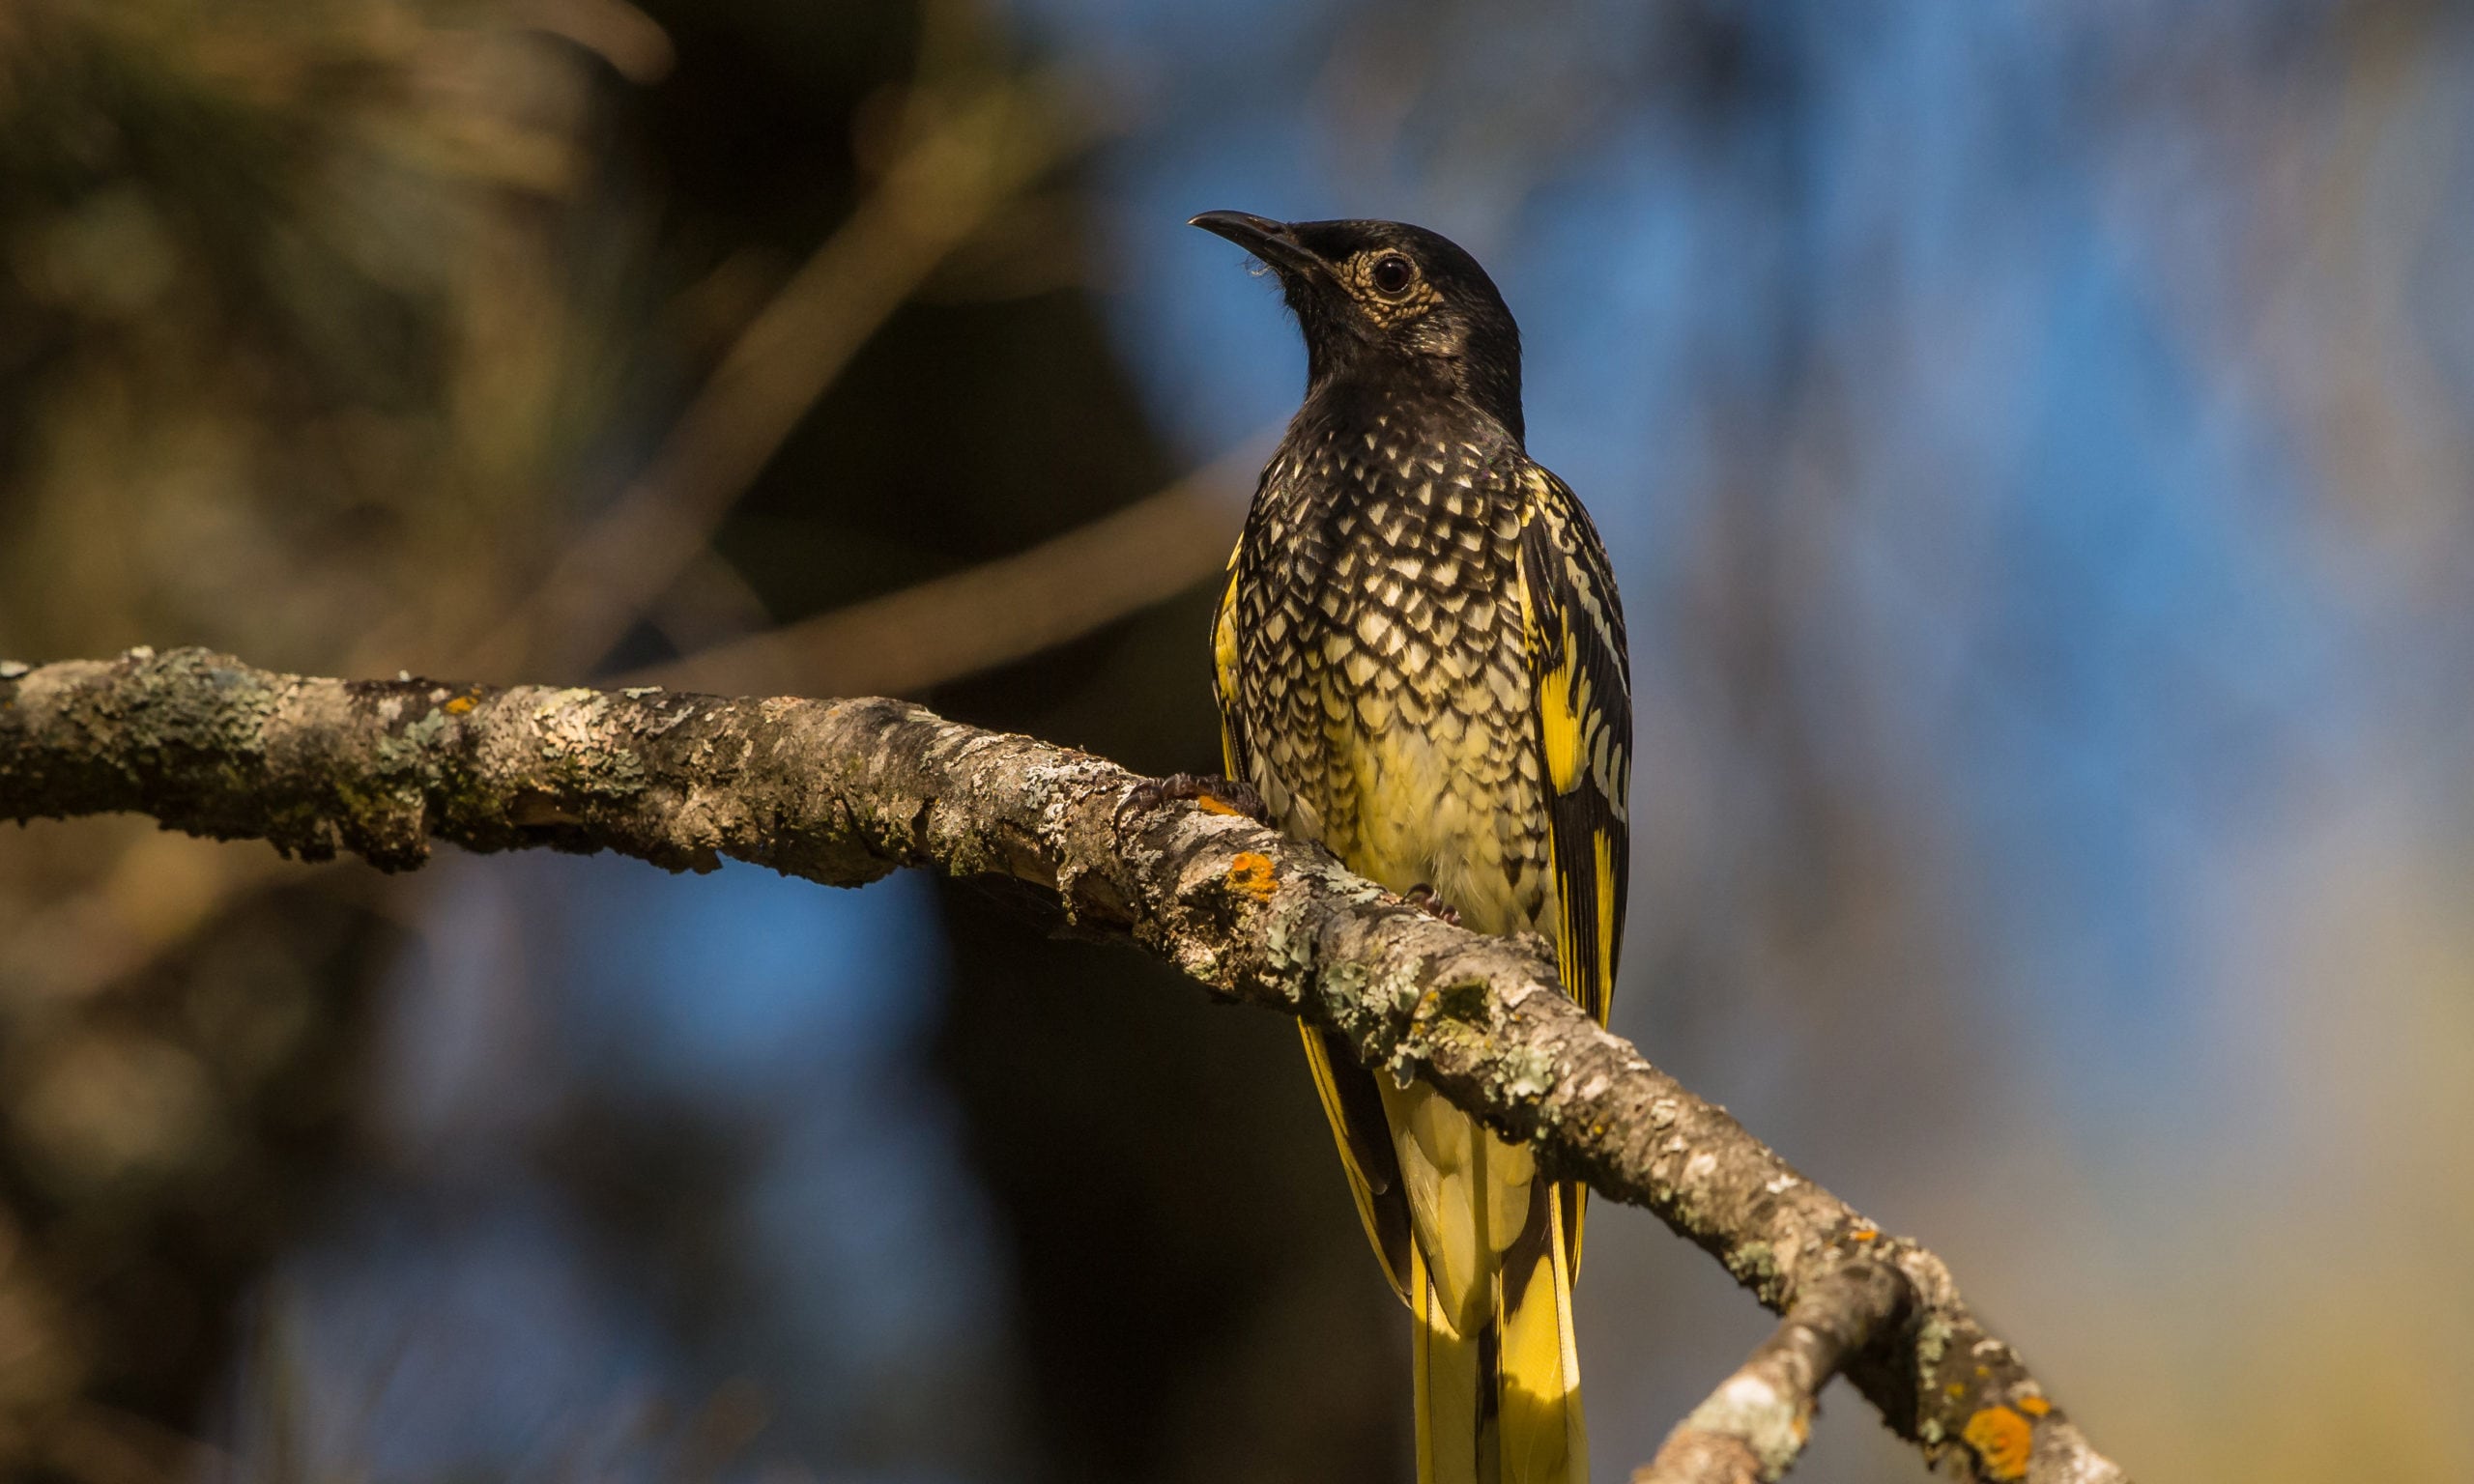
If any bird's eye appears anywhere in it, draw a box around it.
[1368,253,1415,297]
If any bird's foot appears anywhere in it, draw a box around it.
[1403,884,1461,928]
[1122,771,1271,825]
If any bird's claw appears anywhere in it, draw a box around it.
[1121,771,1271,825]
[1404,884,1460,927]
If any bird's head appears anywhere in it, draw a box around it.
[1191,212,1523,441]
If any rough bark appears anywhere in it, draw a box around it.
[0,647,2130,1484]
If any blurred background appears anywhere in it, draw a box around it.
[1,0,2470,1479]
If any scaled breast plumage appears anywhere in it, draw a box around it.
[1227,387,1552,939]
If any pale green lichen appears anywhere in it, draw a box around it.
[1385,1038,1428,1089]
[1258,895,1320,980]
[527,690,647,798]
[1317,956,1367,1014]
[1913,1313,1958,1443]
[532,686,601,717]
[1681,1373,1809,1480]
[1337,946,1419,1019]
[1915,1313,1953,1376]
[1726,1239,1778,1284]
[380,705,450,763]
[1499,1041,1557,1101]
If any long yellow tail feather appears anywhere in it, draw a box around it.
[1496,1190,1587,1482]
[1402,1118,1587,1484]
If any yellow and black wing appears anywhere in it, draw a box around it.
[1214,540,1419,1302]
[1516,467,1631,1274]
[1514,466,1630,1025]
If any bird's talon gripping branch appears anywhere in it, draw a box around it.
[1403,883,1462,927]
[1122,770,1271,824]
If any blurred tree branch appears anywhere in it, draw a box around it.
[447,58,1097,681]
[641,434,1268,699]
[1,648,2131,1484]
[1632,1260,1910,1484]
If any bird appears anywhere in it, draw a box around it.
[1188,211,1630,1484]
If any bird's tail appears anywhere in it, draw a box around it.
[1410,1182,1588,1484]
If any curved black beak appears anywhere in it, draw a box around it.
[1190,211,1324,278]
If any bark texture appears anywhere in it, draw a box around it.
[0,648,2130,1484]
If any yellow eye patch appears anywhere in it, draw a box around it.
[1344,251,1441,323]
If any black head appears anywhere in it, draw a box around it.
[1191,212,1524,442]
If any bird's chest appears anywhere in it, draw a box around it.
[1233,437,1548,933]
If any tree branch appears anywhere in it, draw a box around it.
[0,648,2130,1484]
[1632,1260,1909,1484]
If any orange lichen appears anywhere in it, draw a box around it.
[2016,1395,2052,1417]
[1962,1405,2033,1481]
[444,695,476,715]
[1194,791,1247,815]
[1850,1227,1880,1242]
[1228,852,1278,900]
